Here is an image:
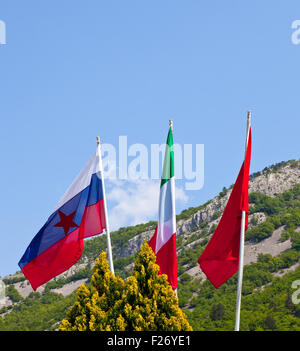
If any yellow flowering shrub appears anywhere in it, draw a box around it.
[59,241,192,331]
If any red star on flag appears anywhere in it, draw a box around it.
[54,210,79,236]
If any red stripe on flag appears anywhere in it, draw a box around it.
[149,228,177,290]
[22,227,83,291]
[22,199,106,290]
[82,199,106,239]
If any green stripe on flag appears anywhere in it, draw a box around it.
[161,127,174,187]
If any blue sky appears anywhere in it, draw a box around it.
[0,1,300,277]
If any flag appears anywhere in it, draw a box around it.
[198,129,252,289]
[149,126,177,290]
[19,150,106,290]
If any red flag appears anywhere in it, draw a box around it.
[198,129,252,288]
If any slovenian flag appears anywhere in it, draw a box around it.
[19,150,106,291]
[149,125,177,290]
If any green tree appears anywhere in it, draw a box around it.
[285,294,296,313]
[264,315,276,330]
[5,285,23,303]
[210,303,225,321]
[60,242,192,331]
[291,232,300,251]
[59,251,125,331]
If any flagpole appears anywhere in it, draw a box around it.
[169,119,178,298]
[97,136,115,274]
[234,111,251,331]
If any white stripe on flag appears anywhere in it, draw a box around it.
[155,177,176,253]
[54,150,101,212]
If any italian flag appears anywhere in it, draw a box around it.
[149,125,177,290]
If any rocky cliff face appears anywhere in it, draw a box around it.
[177,162,300,237]
[118,231,153,257]
[122,161,300,258]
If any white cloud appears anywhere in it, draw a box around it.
[106,179,189,231]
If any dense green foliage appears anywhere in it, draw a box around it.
[246,185,300,242]
[0,290,76,331]
[184,266,300,331]
[3,275,26,285]
[175,183,300,330]
[5,285,23,303]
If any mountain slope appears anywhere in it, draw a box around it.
[1,160,300,331]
